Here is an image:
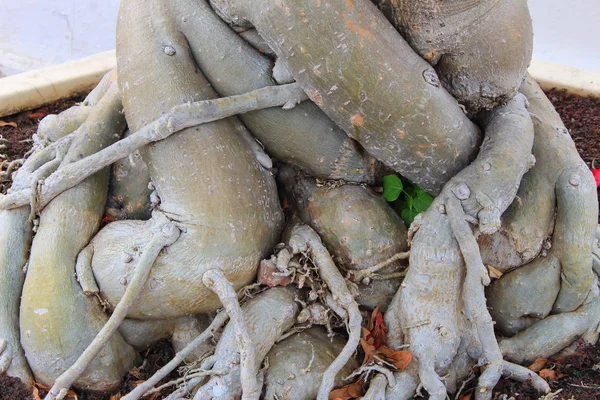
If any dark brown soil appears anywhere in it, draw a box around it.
[0,90,599,400]
[0,96,85,193]
[0,97,86,160]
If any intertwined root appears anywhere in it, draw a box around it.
[1,1,599,399]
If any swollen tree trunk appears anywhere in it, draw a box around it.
[0,1,598,399]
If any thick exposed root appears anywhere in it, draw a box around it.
[263,327,359,400]
[122,310,229,400]
[380,0,532,113]
[18,83,137,392]
[175,0,378,183]
[486,76,598,334]
[500,293,600,364]
[202,269,262,400]
[384,93,534,398]
[0,92,101,386]
[45,212,180,399]
[106,142,152,221]
[0,82,307,212]
[81,0,284,320]
[278,166,408,311]
[210,0,482,194]
[283,224,363,400]
[194,287,299,400]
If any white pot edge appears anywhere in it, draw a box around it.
[0,52,599,118]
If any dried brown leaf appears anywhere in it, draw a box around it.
[32,386,42,400]
[0,121,17,128]
[29,111,49,119]
[34,381,78,399]
[366,306,388,349]
[377,346,412,371]
[487,265,503,279]
[459,393,472,400]
[539,368,558,381]
[328,378,365,400]
[528,357,548,372]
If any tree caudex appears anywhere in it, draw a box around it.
[0,0,597,399]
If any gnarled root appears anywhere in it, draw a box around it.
[210,0,481,194]
[193,286,299,400]
[278,165,408,311]
[19,81,137,392]
[280,224,363,400]
[0,82,106,386]
[174,0,378,183]
[263,327,359,400]
[486,76,599,334]
[44,212,180,399]
[384,93,534,399]
[122,310,229,400]
[380,0,533,113]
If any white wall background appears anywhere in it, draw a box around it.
[0,0,599,76]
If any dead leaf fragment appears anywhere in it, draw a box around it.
[0,121,17,128]
[528,357,548,372]
[29,110,49,119]
[539,368,558,381]
[34,381,78,399]
[366,306,387,349]
[459,393,473,400]
[329,378,365,400]
[487,265,503,279]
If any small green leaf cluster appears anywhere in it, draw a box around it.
[382,175,434,226]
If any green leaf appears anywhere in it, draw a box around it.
[413,188,434,213]
[401,208,419,226]
[382,175,403,202]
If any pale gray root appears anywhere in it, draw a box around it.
[287,224,362,400]
[278,165,408,311]
[485,76,598,335]
[238,29,275,57]
[0,207,33,385]
[122,310,229,400]
[194,287,299,400]
[351,252,410,283]
[446,196,502,400]
[83,70,116,107]
[380,0,532,113]
[118,315,215,360]
[44,212,181,400]
[210,0,482,194]
[175,0,378,183]
[384,94,533,399]
[384,364,420,400]
[502,361,550,394]
[118,318,176,350]
[0,89,98,386]
[143,368,228,398]
[0,82,307,212]
[20,83,136,392]
[75,245,99,295]
[263,327,359,400]
[360,373,387,400]
[67,0,284,321]
[500,294,600,364]
[201,269,261,400]
[171,314,214,362]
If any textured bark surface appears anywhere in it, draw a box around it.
[0,0,598,399]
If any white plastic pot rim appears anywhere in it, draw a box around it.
[0,51,599,118]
